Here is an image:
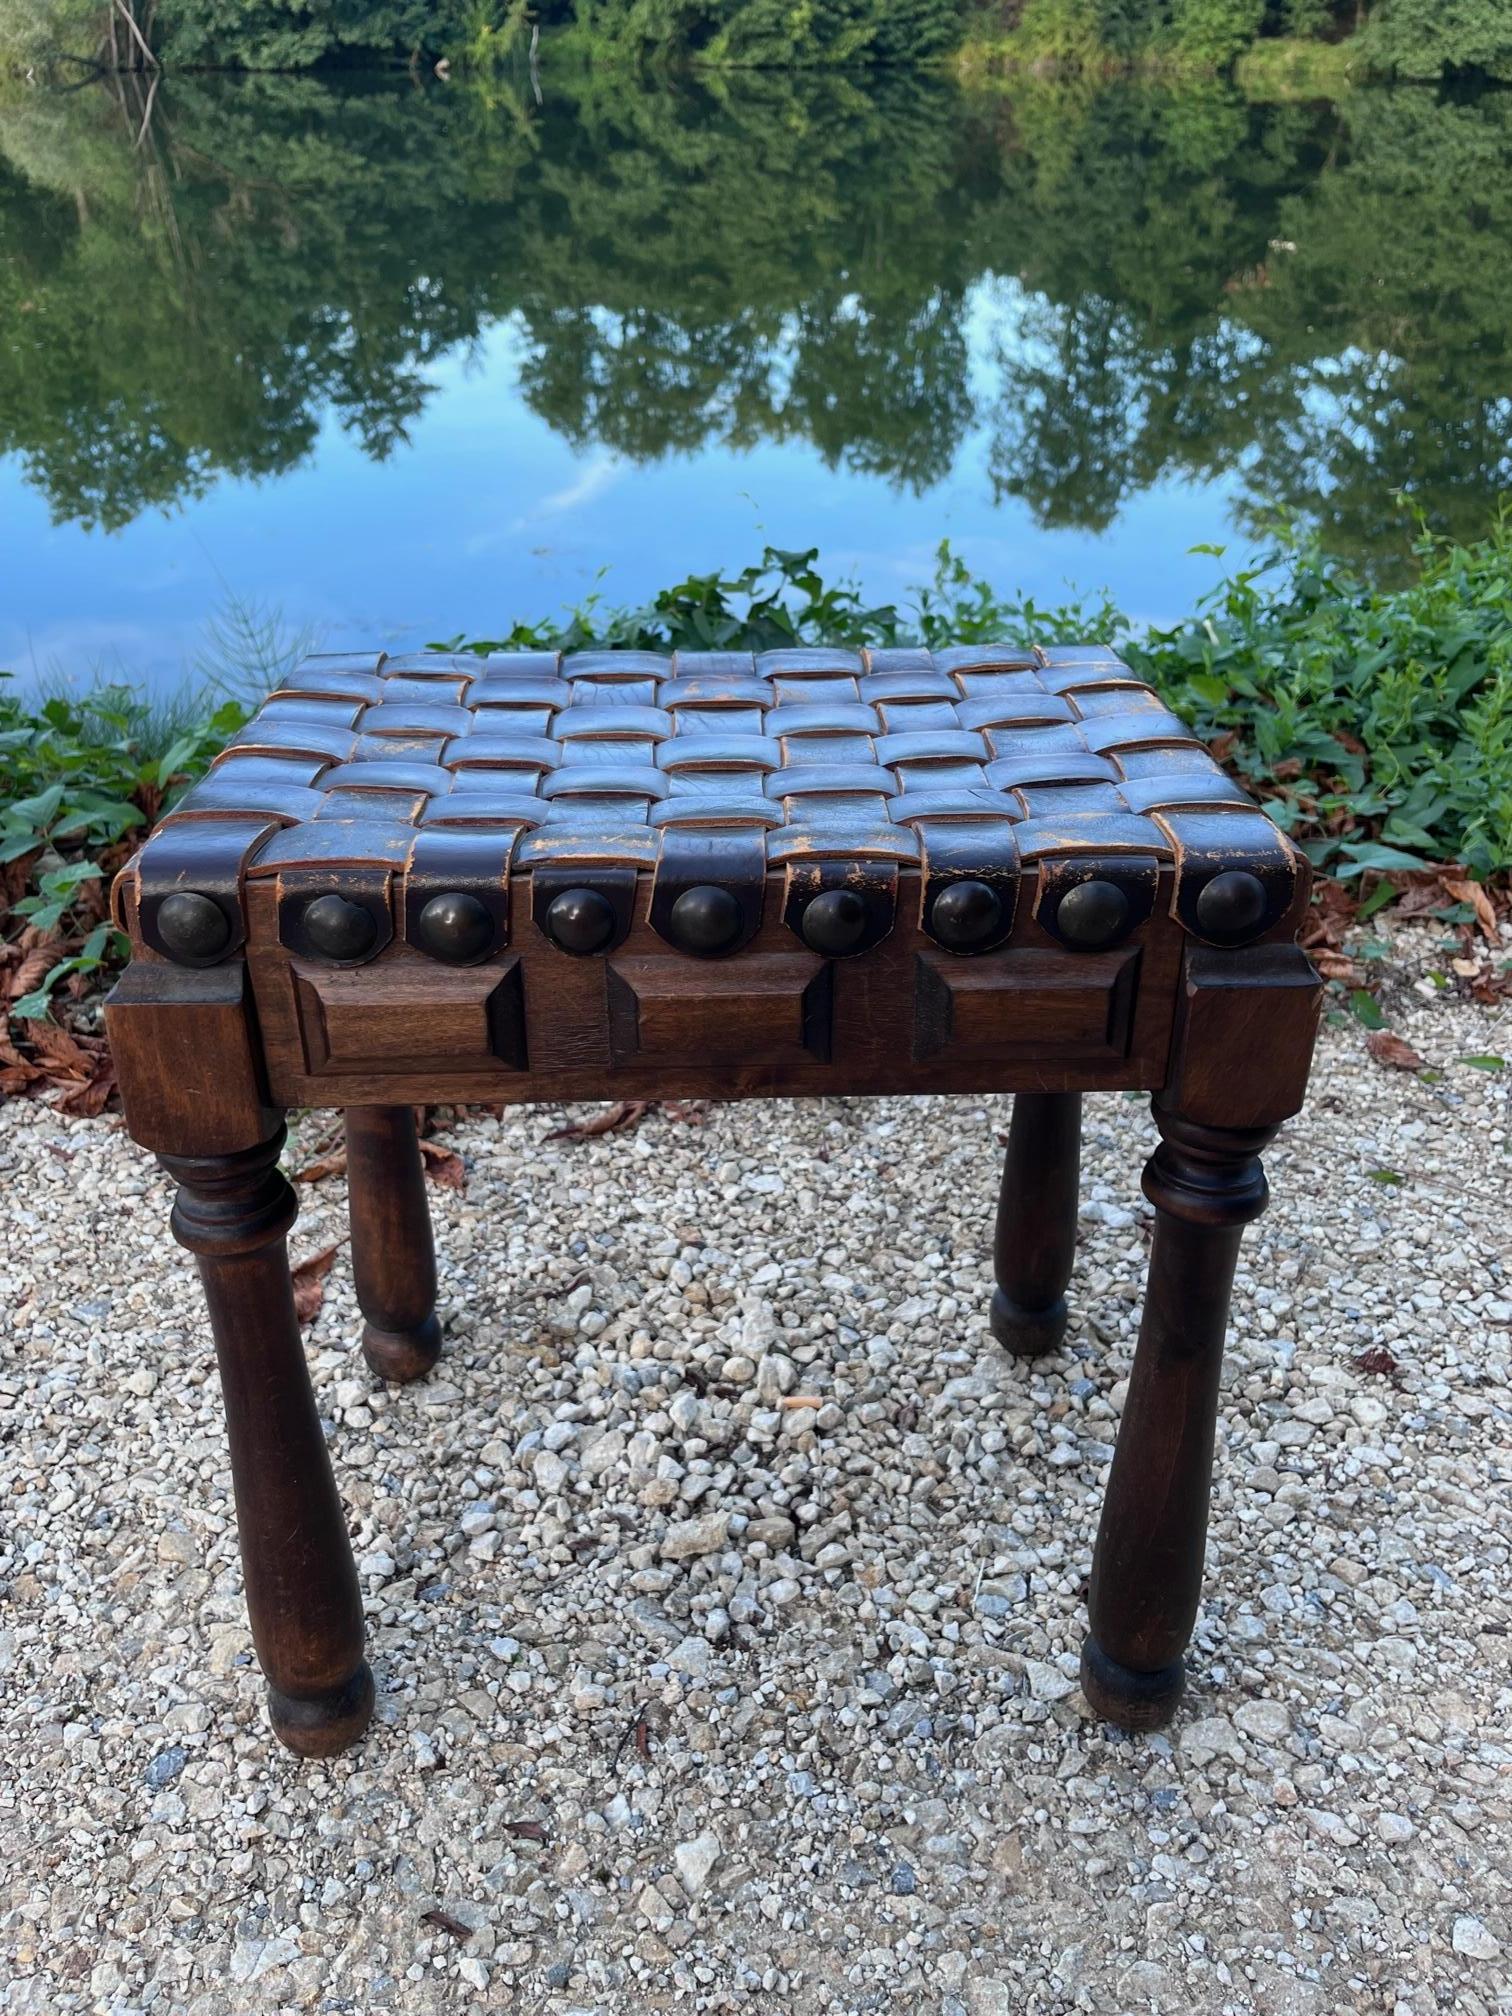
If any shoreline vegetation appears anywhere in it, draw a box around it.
[2,4,1510,88]
[2,527,1509,1108]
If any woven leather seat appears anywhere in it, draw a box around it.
[106,640,1322,1758]
[136,642,1288,899]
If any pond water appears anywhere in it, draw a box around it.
[2,66,1510,695]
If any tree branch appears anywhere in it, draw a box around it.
[113,0,161,71]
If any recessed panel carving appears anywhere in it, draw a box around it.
[295,956,524,1074]
[607,954,829,1069]
[913,948,1137,1064]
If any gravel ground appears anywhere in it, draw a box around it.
[2,927,1509,2016]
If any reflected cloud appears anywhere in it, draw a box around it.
[471,451,626,549]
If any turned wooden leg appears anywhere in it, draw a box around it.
[346,1105,440,1383]
[163,1130,373,1758]
[991,1091,1081,1357]
[1079,1105,1277,1730]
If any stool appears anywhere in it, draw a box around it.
[105,642,1321,1756]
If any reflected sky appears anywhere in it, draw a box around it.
[0,295,1243,698]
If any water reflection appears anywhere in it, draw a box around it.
[1,67,1509,577]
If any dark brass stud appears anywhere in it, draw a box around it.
[1195,869,1269,943]
[303,891,378,962]
[1056,878,1129,950]
[930,878,1003,952]
[544,886,616,955]
[156,890,231,963]
[416,890,494,964]
[800,887,868,956]
[669,884,743,956]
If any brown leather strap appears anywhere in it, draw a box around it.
[137,816,281,966]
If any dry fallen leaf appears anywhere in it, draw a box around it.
[25,1020,96,1081]
[1365,1030,1426,1072]
[545,1100,654,1142]
[1442,876,1498,943]
[291,1243,340,1326]
[418,1138,465,1190]
[0,1024,44,1091]
[55,1058,117,1117]
[1310,948,1361,985]
[295,1150,349,1185]
[418,1909,473,1941]
[5,942,62,1005]
[663,1099,710,1125]
[502,1819,548,1844]
[1353,1345,1401,1379]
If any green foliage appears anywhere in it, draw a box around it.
[1234,32,1354,94]
[1169,0,1265,66]
[452,0,535,73]
[569,0,966,67]
[10,0,1511,82]
[0,677,247,1017]
[1360,0,1512,83]
[1124,518,1512,880]
[968,0,1506,81]
[0,0,538,71]
[152,2,470,68]
[0,0,105,70]
[439,541,1118,656]
[1007,0,1108,69]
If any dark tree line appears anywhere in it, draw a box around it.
[991,0,1512,77]
[5,0,1511,77]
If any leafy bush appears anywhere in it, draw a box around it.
[1169,0,1265,66]
[442,543,1118,660]
[1126,520,1512,881]
[0,681,246,1018]
[568,0,967,68]
[154,2,478,68]
[1360,0,1512,84]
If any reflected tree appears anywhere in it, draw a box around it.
[0,67,1510,572]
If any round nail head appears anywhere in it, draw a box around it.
[303,891,378,962]
[417,890,494,963]
[156,890,231,963]
[669,884,743,955]
[1195,869,1269,942]
[930,878,1003,951]
[800,887,868,956]
[545,886,616,955]
[1056,878,1129,950]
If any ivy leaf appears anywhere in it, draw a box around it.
[1350,990,1386,1030]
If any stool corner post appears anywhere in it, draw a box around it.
[1081,938,1319,1733]
[105,956,280,1162]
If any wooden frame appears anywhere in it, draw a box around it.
[105,638,1323,1757]
[105,916,1320,1756]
